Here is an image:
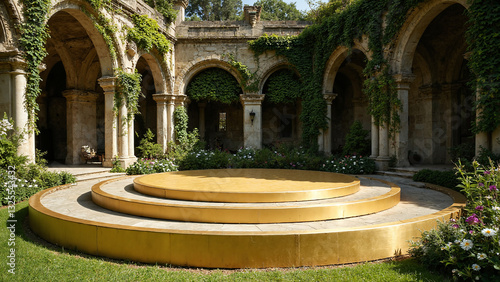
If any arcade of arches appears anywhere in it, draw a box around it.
[0,0,498,169]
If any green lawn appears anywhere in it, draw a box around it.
[1,201,450,281]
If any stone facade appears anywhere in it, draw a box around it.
[0,0,498,168]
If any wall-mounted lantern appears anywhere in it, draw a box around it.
[250,110,256,125]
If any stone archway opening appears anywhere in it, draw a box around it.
[134,57,158,155]
[262,68,302,147]
[408,4,472,165]
[37,10,106,165]
[330,49,370,155]
[186,67,243,151]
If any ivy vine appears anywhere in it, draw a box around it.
[466,0,500,133]
[186,68,241,104]
[115,69,143,123]
[19,0,51,128]
[264,69,302,104]
[128,14,171,57]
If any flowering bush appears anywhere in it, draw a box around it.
[320,155,376,174]
[178,149,230,170]
[409,160,500,280]
[126,158,178,175]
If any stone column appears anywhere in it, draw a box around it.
[153,93,170,151]
[240,93,265,149]
[118,98,129,165]
[198,102,206,139]
[63,90,99,164]
[393,73,415,167]
[376,123,390,170]
[128,117,136,163]
[98,76,117,168]
[318,93,337,154]
[11,63,35,163]
[370,116,379,159]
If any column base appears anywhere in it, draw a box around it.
[375,156,391,171]
[102,157,137,169]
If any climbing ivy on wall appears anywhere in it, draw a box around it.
[128,14,172,57]
[115,69,143,123]
[249,0,429,150]
[144,0,177,23]
[19,0,51,127]
[186,68,242,104]
[466,0,500,133]
[264,69,302,104]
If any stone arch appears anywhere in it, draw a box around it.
[258,60,293,93]
[175,56,243,95]
[48,1,117,77]
[391,0,469,75]
[0,0,22,50]
[133,52,172,95]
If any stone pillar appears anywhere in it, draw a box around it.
[240,93,265,149]
[198,102,206,139]
[376,123,390,170]
[318,93,337,154]
[118,98,129,166]
[12,63,35,163]
[370,117,379,159]
[98,77,118,168]
[393,73,415,167]
[128,117,136,162]
[63,90,99,164]
[153,94,169,151]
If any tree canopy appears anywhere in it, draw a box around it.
[253,0,306,21]
[186,0,243,21]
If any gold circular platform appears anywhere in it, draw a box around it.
[93,176,400,223]
[133,169,360,203]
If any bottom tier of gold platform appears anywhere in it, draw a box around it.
[29,181,465,268]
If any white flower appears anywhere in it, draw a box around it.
[460,239,473,250]
[472,264,481,271]
[481,228,497,237]
[477,253,487,260]
[492,206,500,211]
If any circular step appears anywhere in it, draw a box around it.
[92,176,400,223]
[133,169,361,203]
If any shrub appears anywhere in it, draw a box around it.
[409,160,500,280]
[342,121,370,156]
[412,169,461,190]
[178,149,230,170]
[136,129,164,159]
[320,155,376,174]
[126,158,178,175]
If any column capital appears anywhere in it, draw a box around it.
[323,92,338,104]
[63,90,99,102]
[152,93,176,103]
[98,76,117,94]
[393,73,415,89]
[240,93,265,106]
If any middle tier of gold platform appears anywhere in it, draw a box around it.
[133,169,360,203]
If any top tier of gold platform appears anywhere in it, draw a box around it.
[133,169,360,203]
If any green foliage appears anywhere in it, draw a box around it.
[410,161,500,280]
[19,0,51,127]
[136,129,164,159]
[0,117,27,170]
[82,1,118,60]
[179,149,231,170]
[144,0,177,23]
[167,106,201,162]
[186,0,243,21]
[128,14,172,56]
[253,0,306,21]
[320,155,376,174]
[466,0,500,133]
[110,156,126,173]
[186,68,241,103]
[126,158,178,175]
[448,143,476,163]
[342,120,370,156]
[264,69,302,103]
[115,69,143,122]
[412,169,461,190]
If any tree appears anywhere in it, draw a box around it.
[253,0,306,21]
[186,0,243,21]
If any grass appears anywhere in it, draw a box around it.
[1,201,450,281]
